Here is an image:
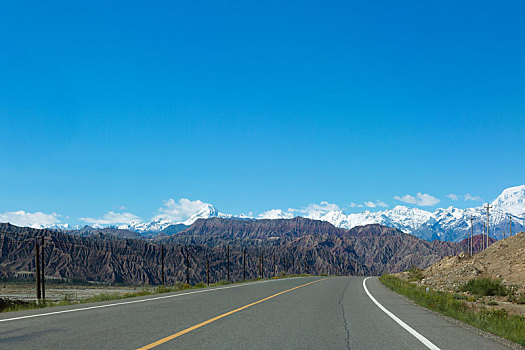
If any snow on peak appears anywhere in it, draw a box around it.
[492,185,525,217]
[182,204,231,225]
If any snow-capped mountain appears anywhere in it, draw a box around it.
[39,223,72,230]
[6,186,522,242]
[256,186,524,241]
[121,204,232,233]
[491,185,525,217]
[182,204,232,225]
[389,186,525,241]
[108,185,525,241]
[347,206,434,233]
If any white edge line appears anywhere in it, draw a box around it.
[363,277,441,350]
[0,277,305,323]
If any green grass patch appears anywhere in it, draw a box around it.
[380,274,525,346]
[460,278,509,297]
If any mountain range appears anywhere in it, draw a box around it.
[0,220,493,285]
[3,186,524,243]
[117,185,525,242]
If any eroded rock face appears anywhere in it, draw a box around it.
[0,220,475,285]
[175,217,346,240]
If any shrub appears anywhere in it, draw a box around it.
[156,285,170,293]
[460,278,509,297]
[407,267,424,281]
[215,280,231,286]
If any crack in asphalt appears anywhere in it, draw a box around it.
[339,278,352,350]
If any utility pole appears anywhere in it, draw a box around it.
[509,214,512,237]
[161,244,165,285]
[304,259,308,274]
[470,216,474,255]
[41,236,45,301]
[206,258,210,286]
[261,252,264,279]
[273,253,276,278]
[185,248,190,285]
[35,240,41,301]
[484,204,492,248]
[227,245,230,282]
[243,248,246,282]
[481,223,486,250]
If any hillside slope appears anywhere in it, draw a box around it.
[417,231,525,292]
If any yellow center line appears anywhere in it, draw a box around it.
[137,278,327,350]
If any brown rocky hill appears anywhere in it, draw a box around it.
[165,217,346,246]
[414,231,525,293]
[0,220,481,285]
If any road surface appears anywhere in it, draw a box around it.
[0,276,512,349]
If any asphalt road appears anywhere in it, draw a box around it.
[0,276,513,349]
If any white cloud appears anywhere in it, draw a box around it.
[376,200,388,208]
[447,193,459,201]
[464,193,482,201]
[291,201,341,216]
[80,211,142,225]
[235,212,253,219]
[258,209,294,220]
[153,198,212,221]
[394,192,440,206]
[0,210,62,228]
[364,200,388,208]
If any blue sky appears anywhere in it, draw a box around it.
[1,1,524,226]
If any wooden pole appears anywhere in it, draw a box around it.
[206,259,210,286]
[186,248,190,285]
[470,216,473,255]
[41,236,45,301]
[509,214,512,237]
[304,259,307,274]
[243,248,246,282]
[35,241,41,301]
[227,245,230,282]
[161,244,165,285]
[485,204,491,248]
[273,253,276,277]
[260,252,263,279]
